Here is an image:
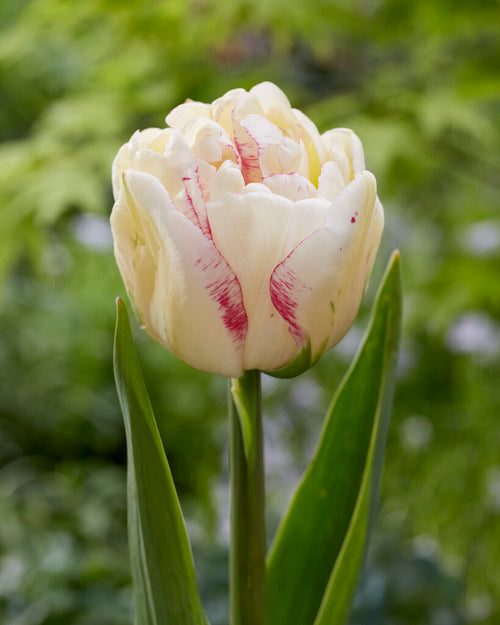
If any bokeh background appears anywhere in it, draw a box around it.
[1,1,499,624]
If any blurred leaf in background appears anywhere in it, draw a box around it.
[0,0,499,623]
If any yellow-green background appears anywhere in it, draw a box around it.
[0,1,499,623]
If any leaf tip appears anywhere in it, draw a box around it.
[389,248,401,267]
[115,297,129,322]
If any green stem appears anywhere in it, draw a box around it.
[228,370,266,625]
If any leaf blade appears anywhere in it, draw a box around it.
[266,251,402,625]
[113,298,209,625]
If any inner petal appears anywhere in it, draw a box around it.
[317,161,346,201]
[263,173,317,201]
[180,117,240,166]
[236,114,283,183]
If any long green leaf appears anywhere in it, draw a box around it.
[113,298,209,625]
[267,251,402,625]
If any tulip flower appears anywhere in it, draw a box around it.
[111,82,384,377]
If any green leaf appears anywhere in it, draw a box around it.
[267,251,402,625]
[113,298,209,625]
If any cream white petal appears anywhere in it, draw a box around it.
[270,172,381,361]
[236,114,281,182]
[275,137,303,175]
[322,128,366,177]
[294,137,313,180]
[206,192,328,371]
[112,128,170,199]
[232,91,264,121]
[166,101,213,128]
[243,182,272,194]
[112,170,247,377]
[211,88,247,130]
[349,133,366,174]
[361,196,385,292]
[112,142,131,200]
[328,146,351,184]
[249,82,296,129]
[250,82,292,112]
[210,160,245,202]
[178,117,240,166]
[317,161,346,201]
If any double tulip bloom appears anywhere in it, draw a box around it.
[111,82,383,378]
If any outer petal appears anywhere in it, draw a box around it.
[207,192,329,371]
[270,172,382,365]
[111,170,247,377]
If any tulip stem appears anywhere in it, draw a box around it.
[229,370,266,625]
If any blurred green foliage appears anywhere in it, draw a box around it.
[0,0,499,623]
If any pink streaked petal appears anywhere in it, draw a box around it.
[195,159,217,202]
[118,170,248,375]
[270,172,380,359]
[193,251,248,349]
[269,259,310,348]
[263,173,317,201]
[207,192,327,370]
[179,168,212,238]
[164,131,211,238]
[207,191,308,371]
[235,114,283,183]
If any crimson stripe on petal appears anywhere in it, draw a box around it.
[180,166,212,239]
[195,253,248,346]
[270,258,310,348]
